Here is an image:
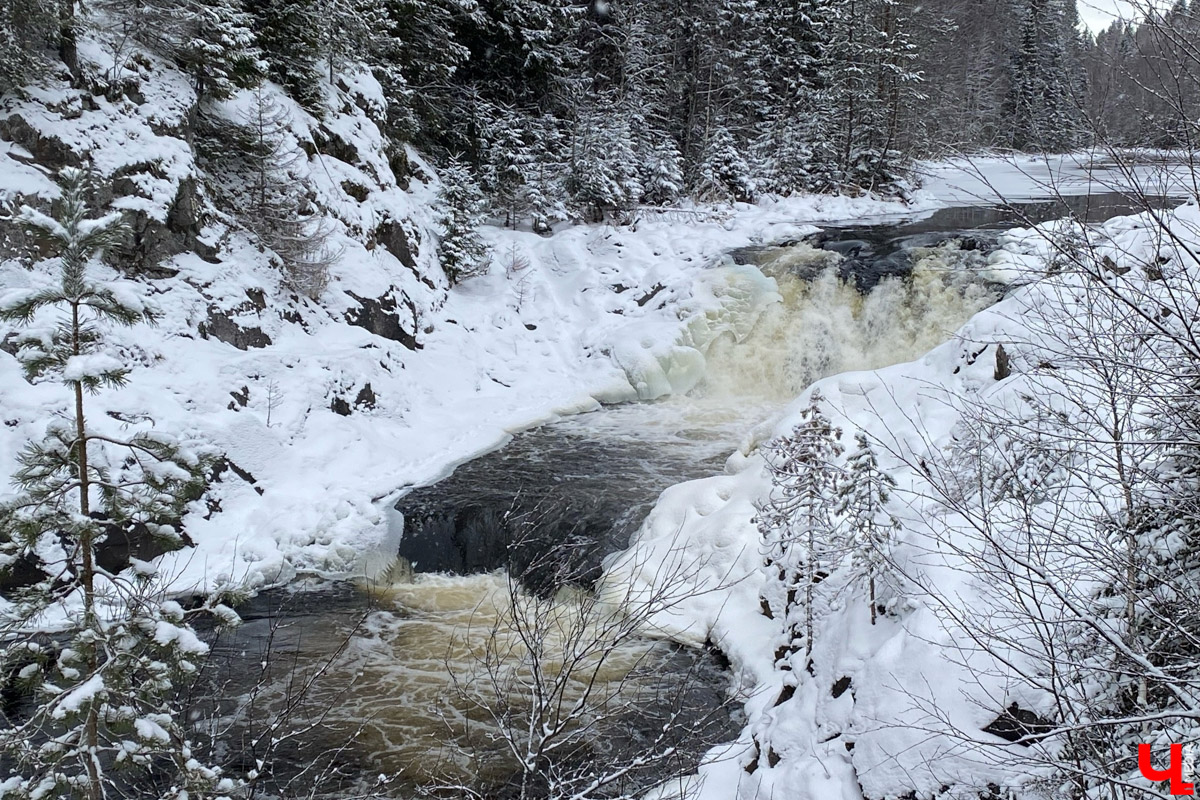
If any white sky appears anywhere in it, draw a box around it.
[1076,0,1159,31]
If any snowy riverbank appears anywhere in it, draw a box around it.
[606,190,1200,799]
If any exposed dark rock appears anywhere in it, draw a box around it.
[831,676,852,698]
[354,383,376,410]
[229,386,250,408]
[636,283,667,308]
[331,396,352,416]
[388,146,411,188]
[246,288,267,311]
[373,218,418,269]
[767,748,781,768]
[199,310,272,350]
[774,684,796,706]
[0,113,79,172]
[994,344,1011,381]
[345,290,420,350]
[341,180,369,202]
[95,522,182,574]
[982,703,1054,744]
[315,125,359,165]
[211,456,263,495]
[1,332,19,357]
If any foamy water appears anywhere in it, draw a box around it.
[238,234,1000,796]
[701,240,997,402]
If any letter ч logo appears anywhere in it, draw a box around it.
[1140,744,1196,795]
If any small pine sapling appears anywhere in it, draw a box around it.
[0,167,231,800]
[836,432,900,624]
[755,390,844,667]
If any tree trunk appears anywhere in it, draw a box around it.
[59,0,79,83]
[71,299,102,800]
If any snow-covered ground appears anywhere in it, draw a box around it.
[916,151,1197,204]
[0,47,941,599]
[605,183,1200,799]
[2,79,1187,606]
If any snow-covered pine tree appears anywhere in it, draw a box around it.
[1007,0,1084,151]
[239,87,335,298]
[178,0,263,100]
[248,0,323,111]
[819,0,922,192]
[639,135,684,207]
[567,97,642,222]
[752,0,827,194]
[755,390,844,668]
[521,114,568,233]
[435,158,490,284]
[0,0,59,93]
[313,0,391,82]
[836,432,899,624]
[481,104,534,228]
[692,125,754,204]
[0,167,232,800]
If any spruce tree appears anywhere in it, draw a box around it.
[567,97,642,222]
[0,0,59,93]
[1008,0,1084,151]
[0,167,229,800]
[755,390,844,668]
[836,432,900,624]
[639,135,684,206]
[249,0,323,110]
[435,158,491,284]
[178,0,263,99]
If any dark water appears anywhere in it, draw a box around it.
[731,191,1183,290]
[396,192,1183,591]
[394,402,750,593]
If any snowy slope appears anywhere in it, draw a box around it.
[606,197,1200,800]
[0,38,941,597]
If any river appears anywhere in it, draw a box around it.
[205,191,1180,799]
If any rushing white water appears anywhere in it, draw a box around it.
[700,240,997,403]
[243,233,1001,796]
[248,572,684,789]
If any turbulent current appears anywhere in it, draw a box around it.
[702,240,997,401]
[217,210,1034,797]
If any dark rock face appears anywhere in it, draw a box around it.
[0,113,80,172]
[315,124,360,165]
[982,703,1054,744]
[117,176,207,275]
[373,218,418,270]
[354,383,376,409]
[994,344,1011,381]
[345,290,420,350]
[199,297,273,351]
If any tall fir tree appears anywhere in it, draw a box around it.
[249,0,323,111]
[1008,0,1084,151]
[435,158,491,283]
[178,0,264,99]
[0,0,59,93]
